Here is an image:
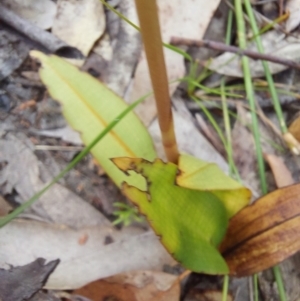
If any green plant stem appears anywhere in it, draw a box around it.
[235,1,266,300]
[244,0,287,133]
[0,95,148,228]
[273,266,288,301]
[222,274,229,301]
[234,0,267,193]
[253,274,259,301]
[134,0,179,163]
[245,2,288,300]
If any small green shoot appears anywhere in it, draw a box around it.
[112,202,143,226]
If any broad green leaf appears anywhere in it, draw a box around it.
[30,51,156,189]
[177,154,251,218]
[112,157,229,274]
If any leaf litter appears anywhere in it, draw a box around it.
[1,3,299,300]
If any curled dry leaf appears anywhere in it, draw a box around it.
[220,183,300,276]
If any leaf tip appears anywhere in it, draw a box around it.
[30,50,47,62]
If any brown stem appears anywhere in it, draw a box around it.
[170,37,300,71]
[134,0,179,164]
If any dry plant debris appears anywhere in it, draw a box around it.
[1,0,300,300]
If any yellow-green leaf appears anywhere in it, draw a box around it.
[177,154,251,218]
[30,51,156,189]
[113,156,229,274]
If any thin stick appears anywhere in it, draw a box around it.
[170,37,300,71]
[134,0,179,163]
[0,4,82,58]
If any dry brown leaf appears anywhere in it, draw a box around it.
[73,271,180,301]
[264,153,294,187]
[220,183,300,276]
[188,290,233,301]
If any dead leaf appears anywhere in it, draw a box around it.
[32,125,83,145]
[0,258,59,301]
[52,0,105,56]
[264,153,294,187]
[0,133,108,228]
[220,183,300,276]
[129,0,222,126]
[73,270,180,301]
[0,220,175,289]
[286,0,300,32]
[0,31,30,81]
[187,290,233,301]
[2,0,56,29]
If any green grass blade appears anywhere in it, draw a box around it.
[0,95,148,228]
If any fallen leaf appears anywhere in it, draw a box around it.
[52,0,105,56]
[0,220,175,290]
[264,153,294,187]
[2,0,56,29]
[286,0,300,32]
[113,157,229,274]
[220,183,300,276]
[0,258,59,301]
[0,31,30,81]
[32,125,83,145]
[0,133,109,228]
[31,51,157,190]
[73,270,180,301]
[187,290,233,301]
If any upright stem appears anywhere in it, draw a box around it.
[134,0,179,163]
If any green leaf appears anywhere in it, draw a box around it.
[177,154,251,218]
[112,157,229,274]
[30,51,156,189]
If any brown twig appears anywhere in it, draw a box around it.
[0,3,83,58]
[170,37,300,71]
